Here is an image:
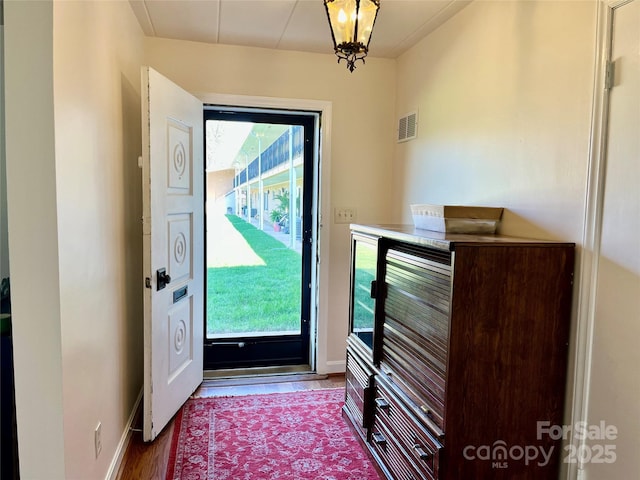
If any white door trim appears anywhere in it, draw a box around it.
[198,93,334,374]
[565,2,634,479]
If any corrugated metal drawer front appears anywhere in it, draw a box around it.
[381,244,451,433]
[375,377,442,480]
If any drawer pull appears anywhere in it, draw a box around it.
[413,444,431,461]
[420,405,435,421]
[375,397,390,412]
[372,432,387,447]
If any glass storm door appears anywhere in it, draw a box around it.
[202,107,316,370]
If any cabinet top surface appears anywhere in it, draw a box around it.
[350,224,575,251]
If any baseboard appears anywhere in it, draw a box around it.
[319,360,346,375]
[105,388,143,480]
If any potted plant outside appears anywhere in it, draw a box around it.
[270,208,283,232]
[269,191,289,233]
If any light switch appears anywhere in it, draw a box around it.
[334,207,357,224]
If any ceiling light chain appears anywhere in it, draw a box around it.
[324,0,380,72]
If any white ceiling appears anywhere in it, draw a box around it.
[131,1,472,171]
[129,0,471,59]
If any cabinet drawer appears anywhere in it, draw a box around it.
[344,347,375,440]
[347,343,373,390]
[374,377,442,480]
[381,244,451,433]
[384,289,449,374]
[381,326,446,432]
[370,419,428,480]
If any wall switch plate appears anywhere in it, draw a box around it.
[334,207,357,224]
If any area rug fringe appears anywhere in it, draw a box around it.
[190,386,345,399]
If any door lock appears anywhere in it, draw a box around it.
[156,268,171,291]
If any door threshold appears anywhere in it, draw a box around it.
[204,364,312,379]
[203,365,324,386]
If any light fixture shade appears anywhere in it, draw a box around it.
[324,0,380,72]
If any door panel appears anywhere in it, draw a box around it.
[142,67,204,441]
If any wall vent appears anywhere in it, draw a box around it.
[397,111,418,142]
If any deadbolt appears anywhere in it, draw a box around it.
[156,268,171,291]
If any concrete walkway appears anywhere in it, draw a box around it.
[248,216,302,254]
[207,213,302,268]
[206,214,267,268]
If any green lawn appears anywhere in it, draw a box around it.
[207,215,301,337]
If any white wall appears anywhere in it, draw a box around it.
[5,2,66,478]
[144,38,397,371]
[393,1,638,479]
[5,1,145,478]
[393,0,594,242]
[54,1,145,478]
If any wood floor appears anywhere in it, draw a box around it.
[115,373,346,480]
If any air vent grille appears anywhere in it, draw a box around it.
[397,111,418,142]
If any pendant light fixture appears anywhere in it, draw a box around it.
[324,0,380,72]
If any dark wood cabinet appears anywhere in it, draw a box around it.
[344,335,376,443]
[344,232,379,444]
[343,224,575,480]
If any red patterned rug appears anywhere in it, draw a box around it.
[166,388,381,480]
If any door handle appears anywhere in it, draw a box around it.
[370,280,377,298]
[156,268,171,291]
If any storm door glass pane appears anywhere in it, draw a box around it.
[206,121,304,339]
[352,239,377,349]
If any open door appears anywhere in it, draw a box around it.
[141,67,204,442]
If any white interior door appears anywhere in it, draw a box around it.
[141,66,204,442]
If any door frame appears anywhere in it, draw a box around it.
[197,93,334,374]
[203,107,316,370]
